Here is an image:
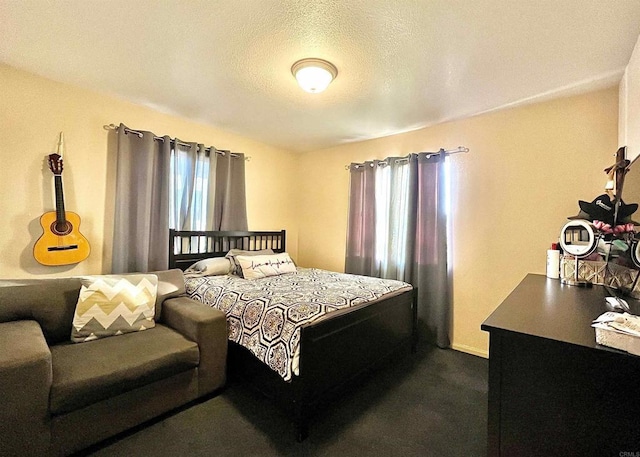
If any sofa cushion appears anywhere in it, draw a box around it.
[71,274,158,343]
[0,270,185,345]
[0,278,83,345]
[50,324,199,415]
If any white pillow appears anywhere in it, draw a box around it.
[184,257,232,277]
[226,248,275,277]
[236,253,297,279]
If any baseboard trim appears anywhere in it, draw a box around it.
[452,343,488,359]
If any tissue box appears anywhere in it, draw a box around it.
[595,326,640,356]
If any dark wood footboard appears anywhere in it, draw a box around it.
[228,287,417,441]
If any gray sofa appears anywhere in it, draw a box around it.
[0,269,227,457]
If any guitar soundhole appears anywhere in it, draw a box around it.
[51,221,73,236]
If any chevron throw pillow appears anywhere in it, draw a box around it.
[71,274,158,343]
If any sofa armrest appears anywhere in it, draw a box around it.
[161,297,227,395]
[0,320,52,456]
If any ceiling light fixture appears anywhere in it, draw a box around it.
[291,58,338,94]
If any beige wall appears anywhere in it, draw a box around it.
[297,87,619,357]
[0,62,620,357]
[0,63,299,278]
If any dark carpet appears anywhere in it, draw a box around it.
[82,345,488,457]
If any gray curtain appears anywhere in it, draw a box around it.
[213,151,248,231]
[345,153,450,348]
[345,161,378,274]
[112,125,171,273]
[112,124,248,273]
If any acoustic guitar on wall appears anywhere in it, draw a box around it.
[34,133,90,266]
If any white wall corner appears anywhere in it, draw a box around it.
[620,33,640,161]
[619,69,628,148]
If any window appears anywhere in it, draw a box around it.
[345,152,451,346]
[169,143,212,231]
[374,160,411,277]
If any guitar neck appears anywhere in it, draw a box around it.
[54,175,66,224]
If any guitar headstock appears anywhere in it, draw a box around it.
[48,153,64,176]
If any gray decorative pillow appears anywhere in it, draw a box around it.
[71,274,158,343]
[225,248,275,277]
[184,257,232,277]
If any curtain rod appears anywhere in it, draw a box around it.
[103,124,250,161]
[345,146,469,170]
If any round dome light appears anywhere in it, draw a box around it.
[291,58,338,93]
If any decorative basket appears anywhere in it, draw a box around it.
[560,256,640,298]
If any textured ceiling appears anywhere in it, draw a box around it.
[1,0,640,152]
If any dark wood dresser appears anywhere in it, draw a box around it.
[482,274,640,457]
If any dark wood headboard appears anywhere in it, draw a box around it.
[169,229,286,270]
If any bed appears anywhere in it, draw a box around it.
[168,229,417,441]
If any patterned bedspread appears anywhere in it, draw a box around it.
[184,268,412,381]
